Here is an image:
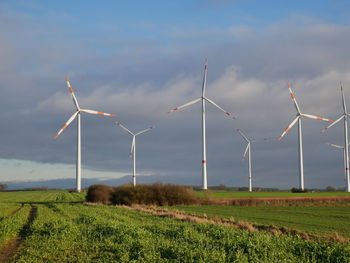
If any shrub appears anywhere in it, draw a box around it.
[291,187,309,193]
[111,183,198,206]
[86,184,113,204]
[325,186,336,192]
[0,184,7,192]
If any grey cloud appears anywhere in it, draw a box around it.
[1,10,350,189]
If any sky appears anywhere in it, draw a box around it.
[1,0,350,189]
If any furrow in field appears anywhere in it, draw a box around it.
[0,205,36,263]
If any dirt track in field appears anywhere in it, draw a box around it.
[0,205,37,263]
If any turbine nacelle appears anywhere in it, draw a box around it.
[167,59,237,189]
[278,84,333,141]
[54,77,117,192]
[278,83,334,191]
[115,122,154,186]
[322,84,350,192]
[54,78,116,139]
[322,84,349,133]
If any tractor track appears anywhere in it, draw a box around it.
[0,205,37,263]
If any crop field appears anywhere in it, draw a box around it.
[195,190,350,198]
[0,190,85,203]
[171,205,350,238]
[0,191,349,262]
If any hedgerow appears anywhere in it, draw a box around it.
[110,183,198,206]
[86,184,114,204]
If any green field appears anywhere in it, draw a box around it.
[0,190,85,203]
[195,190,350,198]
[171,205,350,238]
[0,191,349,262]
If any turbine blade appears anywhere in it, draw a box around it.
[65,77,80,110]
[278,116,299,141]
[167,98,201,113]
[326,142,344,149]
[237,129,249,142]
[115,122,134,136]
[204,97,237,119]
[322,115,344,133]
[80,109,116,117]
[135,126,155,136]
[302,114,333,122]
[54,111,79,139]
[287,83,301,114]
[341,83,347,113]
[242,144,249,160]
[202,59,208,97]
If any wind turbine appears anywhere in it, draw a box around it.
[236,129,273,192]
[115,122,154,186]
[326,143,350,184]
[278,83,333,191]
[322,84,350,192]
[237,129,253,192]
[54,77,116,192]
[168,60,236,190]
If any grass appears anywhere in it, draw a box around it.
[0,204,20,218]
[0,204,31,247]
[0,190,85,203]
[0,190,349,262]
[171,205,350,238]
[11,203,350,262]
[195,190,350,198]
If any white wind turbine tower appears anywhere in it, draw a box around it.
[115,122,154,186]
[237,129,253,192]
[326,143,350,184]
[168,60,236,190]
[322,84,350,192]
[278,83,333,191]
[54,77,116,192]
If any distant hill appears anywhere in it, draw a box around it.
[2,174,200,190]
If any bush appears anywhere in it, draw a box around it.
[209,184,228,191]
[111,183,198,206]
[325,186,336,192]
[0,184,7,192]
[86,184,113,204]
[291,188,309,193]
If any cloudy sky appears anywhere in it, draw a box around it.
[1,0,350,189]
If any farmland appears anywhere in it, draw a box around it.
[195,190,350,198]
[0,191,349,262]
[171,205,350,238]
